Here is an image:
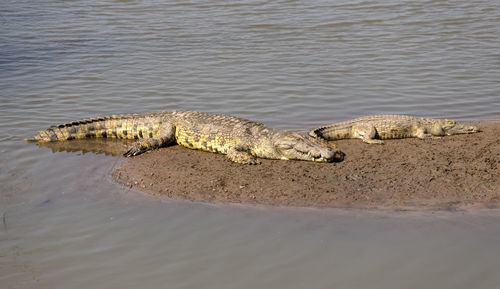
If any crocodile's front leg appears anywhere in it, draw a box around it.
[415,127,437,140]
[226,145,260,165]
[124,123,175,157]
[353,124,384,144]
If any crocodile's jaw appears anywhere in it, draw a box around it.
[279,151,334,162]
[273,133,341,162]
[279,152,334,162]
[442,120,480,135]
[446,125,479,135]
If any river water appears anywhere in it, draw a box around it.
[1,0,500,288]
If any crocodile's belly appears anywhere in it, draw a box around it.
[376,125,414,139]
[175,126,239,154]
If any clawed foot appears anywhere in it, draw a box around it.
[123,145,147,157]
[228,153,261,165]
[245,158,261,165]
[227,146,260,164]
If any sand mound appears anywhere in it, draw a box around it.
[113,122,499,210]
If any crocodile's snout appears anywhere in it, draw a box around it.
[291,134,344,162]
[468,125,480,133]
[445,124,480,135]
[325,150,344,162]
[334,151,345,162]
[314,147,344,162]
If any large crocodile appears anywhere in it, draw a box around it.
[25,111,342,164]
[309,115,479,144]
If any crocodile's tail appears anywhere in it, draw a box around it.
[309,124,354,141]
[24,114,153,143]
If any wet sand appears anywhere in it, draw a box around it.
[113,122,499,211]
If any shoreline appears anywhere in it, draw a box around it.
[113,121,499,211]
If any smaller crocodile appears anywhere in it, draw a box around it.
[309,115,479,144]
[25,111,343,164]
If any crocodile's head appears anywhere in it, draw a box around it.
[273,133,343,162]
[442,119,480,135]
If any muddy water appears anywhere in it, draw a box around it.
[1,0,500,288]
